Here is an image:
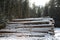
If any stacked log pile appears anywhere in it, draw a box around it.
[0,18,55,37]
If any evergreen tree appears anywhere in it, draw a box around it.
[23,0,30,18]
[43,4,49,17]
[48,0,55,18]
[32,3,37,17]
[37,6,41,17]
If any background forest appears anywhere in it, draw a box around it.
[0,0,60,28]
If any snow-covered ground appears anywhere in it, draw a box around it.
[54,28,60,40]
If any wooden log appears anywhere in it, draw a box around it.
[12,18,54,22]
[12,18,43,22]
[8,21,50,24]
[15,24,54,28]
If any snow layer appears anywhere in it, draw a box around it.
[54,28,60,40]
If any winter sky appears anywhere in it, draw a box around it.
[29,0,50,7]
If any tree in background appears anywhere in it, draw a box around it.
[43,4,49,17]
[47,0,60,20]
[22,0,30,18]
[54,0,60,20]
[37,6,41,17]
[0,0,30,29]
[29,3,42,18]
[32,3,37,17]
[44,0,60,27]
[48,0,55,18]
[0,0,7,29]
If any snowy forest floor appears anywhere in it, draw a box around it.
[54,28,60,40]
